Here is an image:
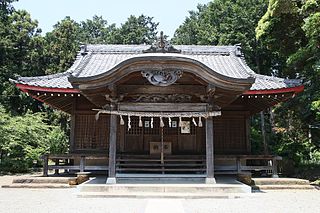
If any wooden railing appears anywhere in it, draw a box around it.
[42,154,281,177]
[215,155,282,177]
[42,154,108,176]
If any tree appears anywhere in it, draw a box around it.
[256,0,307,77]
[172,0,271,75]
[44,16,80,74]
[256,0,320,165]
[0,8,44,114]
[172,4,212,45]
[0,106,68,173]
[109,15,159,45]
[79,15,110,44]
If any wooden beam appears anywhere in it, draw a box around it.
[118,103,208,112]
[117,85,206,95]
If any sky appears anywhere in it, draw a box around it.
[13,0,210,38]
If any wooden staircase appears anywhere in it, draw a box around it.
[116,155,206,175]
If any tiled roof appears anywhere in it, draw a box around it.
[70,44,253,79]
[250,74,302,91]
[11,44,302,91]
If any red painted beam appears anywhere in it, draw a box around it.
[16,84,80,93]
[243,85,304,95]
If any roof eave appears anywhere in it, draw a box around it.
[244,85,304,95]
[15,83,80,93]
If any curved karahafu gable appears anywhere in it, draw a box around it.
[68,44,255,91]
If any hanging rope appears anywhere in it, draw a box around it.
[128,115,131,130]
[151,117,154,128]
[94,109,221,120]
[120,115,124,125]
[160,117,164,127]
[198,116,203,127]
[139,116,143,127]
[192,117,197,126]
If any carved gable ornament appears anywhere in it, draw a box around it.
[143,31,181,53]
[141,70,183,86]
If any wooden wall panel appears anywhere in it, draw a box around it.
[74,114,109,151]
[213,113,248,154]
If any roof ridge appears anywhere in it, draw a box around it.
[83,44,237,55]
[70,52,94,78]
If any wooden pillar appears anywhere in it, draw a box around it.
[236,157,241,174]
[69,100,76,152]
[80,156,85,172]
[106,114,117,184]
[205,117,216,184]
[272,156,279,178]
[43,154,49,177]
[54,159,59,175]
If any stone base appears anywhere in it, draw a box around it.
[106,177,117,184]
[237,172,252,185]
[205,177,216,184]
[76,172,91,185]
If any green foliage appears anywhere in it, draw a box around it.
[255,0,320,167]
[79,15,110,44]
[0,106,68,173]
[108,15,159,44]
[172,0,271,74]
[0,6,44,115]
[44,16,81,74]
[250,126,264,154]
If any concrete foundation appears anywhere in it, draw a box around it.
[77,176,251,198]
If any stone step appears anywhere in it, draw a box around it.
[252,184,315,190]
[77,191,247,199]
[252,178,310,186]
[78,183,251,194]
[1,183,75,189]
[12,177,76,184]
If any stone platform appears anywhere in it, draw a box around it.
[1,176,76,188]
[77,176,251,198]
[252,178,315,190]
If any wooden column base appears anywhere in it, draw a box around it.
[106,177,117,184]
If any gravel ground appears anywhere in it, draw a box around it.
[0,176,319,213]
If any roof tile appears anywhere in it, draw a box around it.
[12,44,302,91]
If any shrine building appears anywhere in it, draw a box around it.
[11,33,303,184]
